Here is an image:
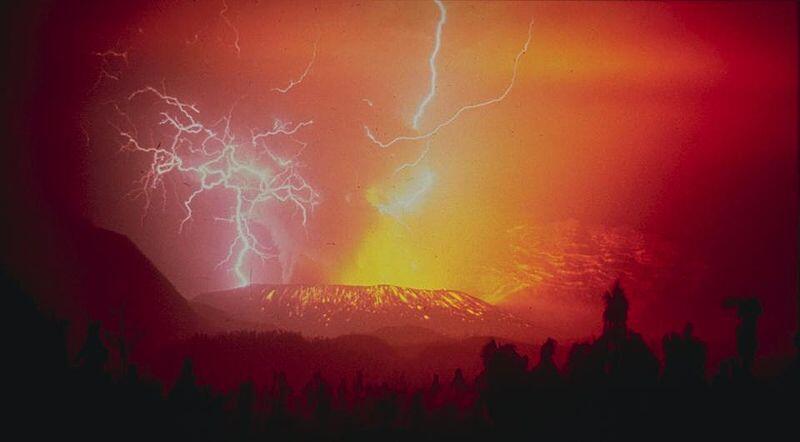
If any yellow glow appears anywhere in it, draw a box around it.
[339,218,447,289]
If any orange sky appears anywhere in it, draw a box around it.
[55,1,797,352]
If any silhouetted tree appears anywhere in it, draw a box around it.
[303,371,333,428]
[171,357,198,404]
[336,377,349,410]
[479,339,529,428]
[77,322,109,376]
[430,373,441,395]
[603,280,629,335]
[565,341,600,385]
[451,368,468,394]
[596,282,659,386]
[353,370,364,400]
[234,380,255,439]
[531,338,560,387]
[269,371,292,417]
[724,297,762,376]
[407,390,426,432]
[371,381,400,430]
[662,323,707,386]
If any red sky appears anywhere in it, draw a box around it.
[6,1,798,359]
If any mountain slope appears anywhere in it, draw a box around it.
[4,217,199,358]
[193,284,534,339]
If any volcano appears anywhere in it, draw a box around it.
[193,284,535,340]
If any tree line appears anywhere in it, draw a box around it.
[5,273,798,441]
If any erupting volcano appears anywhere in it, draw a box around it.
[3,0,798,440]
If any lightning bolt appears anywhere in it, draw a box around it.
[220,0,241,57]
[370,142,435,226]
[115,85,319,287]
[373,168,436,223]
[364,17,534,149]
[92,48,129,90]
[272,35,319,94]
[393,142,431,176]
[411,0,446,131]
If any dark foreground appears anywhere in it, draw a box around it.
[6,274,798,441]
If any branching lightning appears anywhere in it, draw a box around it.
[367,7,534,231]
[115,85,319,287]
[364,17,534,148]
[93,49,129,90]
[373,168,436,222]
[220,0,241,57]
[411,0,446,130]
[370,142,435,226]
[272,36,319,94]
[92,3,537,290]
[393,142,431,176]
